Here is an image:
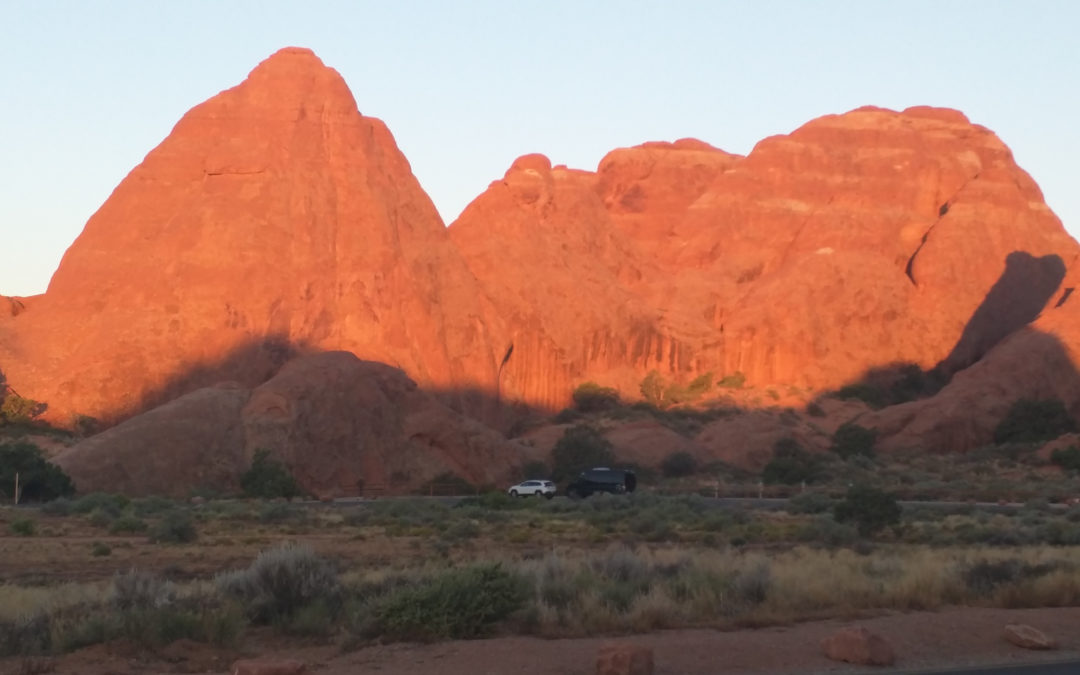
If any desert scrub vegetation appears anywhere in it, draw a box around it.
[11,543,1080,657]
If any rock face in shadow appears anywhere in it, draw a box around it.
[54,352,527,496]
[0,47,509,426]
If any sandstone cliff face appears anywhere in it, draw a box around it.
[450,105,1077,408]
[3,46,1078,485]
[54,353,526,497]
[0,47,509,426]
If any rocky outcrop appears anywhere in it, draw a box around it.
[821,626,896,666]
[1003,624,1057,650]
[0,47,510,427]
[54,352,528,497]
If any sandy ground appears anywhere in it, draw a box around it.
[8,606,1080,675]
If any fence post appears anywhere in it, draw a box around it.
[14,472,19,505]
[758,480,763,500]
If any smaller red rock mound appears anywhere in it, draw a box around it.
[55,352,527,497]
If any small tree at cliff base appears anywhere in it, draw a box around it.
[241,450,301,499]
[550,425,615,482]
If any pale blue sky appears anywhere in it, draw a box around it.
[1,1,1077,296]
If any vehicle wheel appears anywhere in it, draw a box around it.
[510,489,518,497]
[544,492,554,500]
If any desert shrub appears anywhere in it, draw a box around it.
[661,451,698,478]
[833,484,901,537]
[572,381,620,412]
[762,437,820,485]
[40,497,72,516]
[131,496,177,517]
[240,449,301,499]
[0,442,74,502]
[786,491,832,514]
[733,561,772,604]
[640,371,666,408]
[0,393,45,426]
[518,460,550,480]
[799,515,859,546]
[550,425,615,482]
[112,569,175,611]
[994,398,1076,444]
[1051,446,1080,472]
[419,471,477,496]
[831,423,876,460]
[91,541,112,557]
[216,543,340,624]
[9,518,35,536]
[369,563,528,641]
[962,559,1057,596]
[833,383,887,409]
[552,408,580,424]
[0,613,50,656]
[258,502,299,523]
[718,371,746,389]
[806,402,826,417]
[149,511,197,544]
[109,516,148,534]
[72,492,129,516]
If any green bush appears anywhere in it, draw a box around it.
[91,541,112,557]
[762,437,820,485]
[109,516,148,534]
[72,492,129,516]
[0,393,45,426]
[241,450,301,499]
[830,423,876,460]
[994,398,1076,444]
[833,484,901,537]
[370,564,528,641]
[1051,446,1080,472]
[717,372,746,389]
[787,491,833,514]
[518,460,550,480]
[550,425,615,482]
[833,383,887,409]
[9,518,35,536]
[149,511,197,544]
[572,382,620,412]
[216,543,340,624]
[660,451,698,478]
[640,371,666,408]
[0,442,75,502]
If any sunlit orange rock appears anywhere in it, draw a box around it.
[0,47,510,426]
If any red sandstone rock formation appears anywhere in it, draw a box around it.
[3,46,1078,486]
[0,47,510,426]
[54,352,527,497]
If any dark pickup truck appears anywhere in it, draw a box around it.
[565,467,637,498]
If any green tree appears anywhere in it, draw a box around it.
[0,441,75,502]
[833,484,901,537]
[0,392,46,426]
[571,381,620,412]
[660,451,698,478]
[639,371,665,407]
[1050,446,1080,472]
[830,423,876,460]
[762,437,820,485]
[994,398,1076,444]
[717,371,746,389]
[240,450,301,499]
[550,425,615,482]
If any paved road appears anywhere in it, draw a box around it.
[887,660,1080,674]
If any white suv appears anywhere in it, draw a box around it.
[507,480,556,498]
